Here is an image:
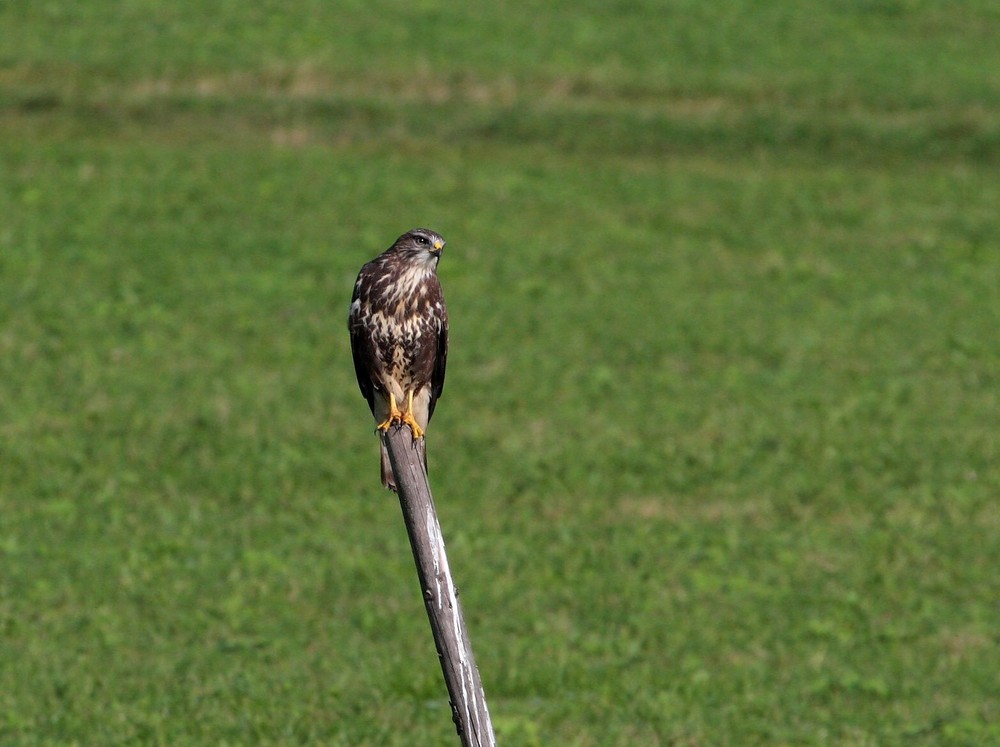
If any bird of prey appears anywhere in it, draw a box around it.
[348,228,449,491]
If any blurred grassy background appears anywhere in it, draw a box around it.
[2,2,999,745]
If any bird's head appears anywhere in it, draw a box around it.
[390,228,446,267]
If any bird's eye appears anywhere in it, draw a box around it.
[414,235,429,246]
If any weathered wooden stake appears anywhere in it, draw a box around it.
[381,424,497,747]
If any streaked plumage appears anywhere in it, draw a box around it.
[348,228,449,491]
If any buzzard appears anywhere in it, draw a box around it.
[348,228,449,491]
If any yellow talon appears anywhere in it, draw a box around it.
[376,391,424,439]
[401,390,425,440]
[376,393,404,432]
[401,411,424,440]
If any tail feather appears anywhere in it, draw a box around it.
[379,437,427,492]
[380,440,395,492]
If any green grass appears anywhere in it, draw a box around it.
[2,2,1000,745]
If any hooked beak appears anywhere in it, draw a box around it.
[432,239,445,253]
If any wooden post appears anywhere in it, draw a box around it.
[381,424,497,747]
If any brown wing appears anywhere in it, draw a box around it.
[427,285,448,421]
[348,268,377,415]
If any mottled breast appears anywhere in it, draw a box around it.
[350,254,446,393]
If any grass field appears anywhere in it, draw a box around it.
[2,2,1000,745]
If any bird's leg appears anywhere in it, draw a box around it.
[376,392,404,432]
[400,389,425,440]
